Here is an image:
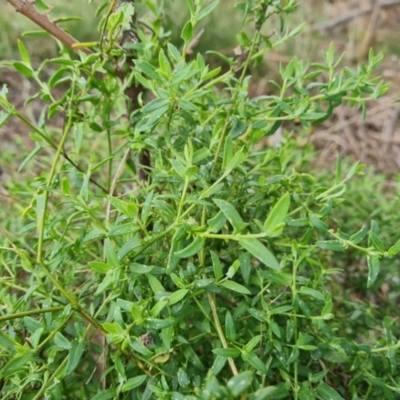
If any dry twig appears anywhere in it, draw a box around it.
[5,0,90,54]
[313,0,400,31]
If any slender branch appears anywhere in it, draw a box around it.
[0,306,65,323]
[5,0,91,54]
[313,0,400,31]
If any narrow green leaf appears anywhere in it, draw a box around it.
[388,238,400,256]
[0,351,33,378]
[13,61,33,78]
[54,332,72,350]
[161,326,173,351]
[225,311,236,342]
[88,261,113,274]
[212,355,227,375]
[315,240,345,252]
[226,260,240,279]
[309,215,328,233]
[210,250,223,280]
[239,252,251,285]
[214,199,248,233]
[121,375,147,392]
[181,21,193,42]
[368,231,384,253]
[135,60,164,83]
[220,280,251,295]
[92,388,116,400]
[367,256,380,287]
[66,340,86,375]
[350,226,368,245]
[223,150,246,176]
[207,210,227,233]
[239,238,279,270]
[147,274,166,293]
[299,287,325,300]
[105,238,119,268]
[17,39,31,64]
[198,0,220,20]
[150,297,169,317]
[251,386,278,400]
[264,192,290,236]
[168,289,189,305]
[243,335,262,353]
[212,348,241,358]
[242,351,267,374]
[227,371,253,397]
[175,236,205,258]
[316,382,344,400]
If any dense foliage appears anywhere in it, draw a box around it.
[0,1,399,399]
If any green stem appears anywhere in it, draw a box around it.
[0,306,64,323]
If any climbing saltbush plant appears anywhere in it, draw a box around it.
[0,0,399,399]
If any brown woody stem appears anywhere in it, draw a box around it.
[5,0,90,54]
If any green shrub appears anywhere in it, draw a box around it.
[0,1,399,399]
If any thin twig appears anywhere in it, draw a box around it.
[312,0,400,31]
[5,0,91,54]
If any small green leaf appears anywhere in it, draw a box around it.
[177,368,190,388]
[251,386,278,400]
[220,280,251,295]
[264,192,291,236]
[207,210,227,233]
[226,260,240,279]
[54,332,72,350]
[212,355,227,375]
[168,289,189,305]
[13,61,34,78]
[142,97,170,113]
[299,287,325,300]
[309,215,328,233]
[92,388,116,400]
[147,274,166,293]
[388,238,400,256]
[243,335,262,353]
[175,236,205,258]
[210,250,223,280]
[350,226,368,245]
[17,39,31,64]
[315,240,345,252]
[135,60,164,83]
[239,238,279,270]
[1,351,34,378]
[242,351,267,374]
[150,297,169,317]
[67,340,86,375]
[225,311,236,342]
[214,199,248,233]
[181,21,193,42]
[367,256,380,287]
[88,261,113,274]
[316,382,344,400]
[212,348,241,358]
[198,0,220,20]
[368,231,384,253]
[227,371,253,397]
[121,375,147,392]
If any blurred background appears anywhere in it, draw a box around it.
[1,0,400,172]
